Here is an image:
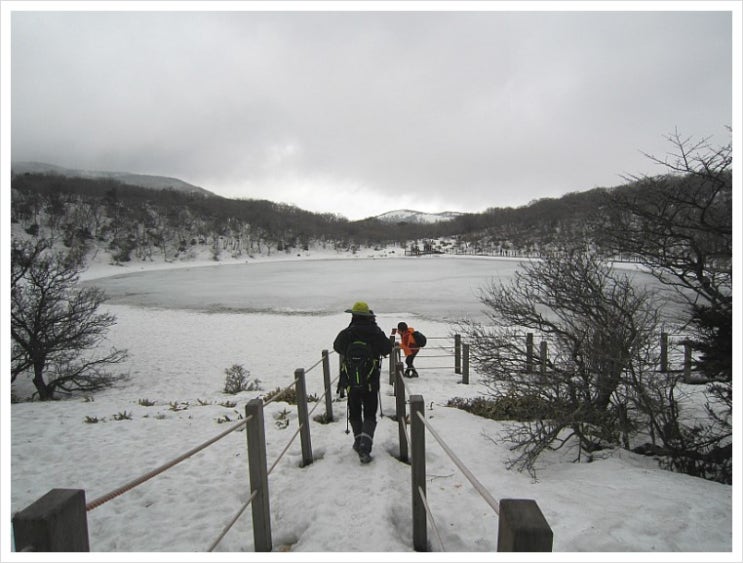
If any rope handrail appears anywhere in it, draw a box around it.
[85,415,252,511]
[207,489,258,552]
[207,350,340,551]
[207,362,334,551]
[417,485,445,552]
[416,354,454,358]
[53,347,339,550]
[268,423,304,476]
[207,355,332,551]
[265,369,336,478]
[415,410,500,516]
[243,355,340,481]
[263,377,299,407]
[309,385,331,416]
[304,355,325,374]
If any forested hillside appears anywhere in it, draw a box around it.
[11,144,733,268]
[10,170,661,263]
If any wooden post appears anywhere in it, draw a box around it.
[245,399,272,552]
[321,350,334,422]
[462,343,470,384]
[392,349,402,394]
[395,364,409,463]
[660,332,669,372]
[410,395,427,551]
[13,489,90,552]
[540,341,548,377]
[294,368,313,467]
[526,333,534,373]
[454,334,461,374]
[497,499,553,552]
[389,337,397,385]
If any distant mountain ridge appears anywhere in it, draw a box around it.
[11,161,213,197]
[374,209,463,224]
[11,163,463,221]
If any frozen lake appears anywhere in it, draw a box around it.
[84,255,679,323]
[85,255,522,321]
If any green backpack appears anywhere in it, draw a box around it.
[344,339,377,391]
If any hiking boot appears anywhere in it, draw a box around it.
[358,451,373,464]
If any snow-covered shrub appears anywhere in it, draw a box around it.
[223,364,261,394]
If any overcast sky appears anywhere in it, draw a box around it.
[6,3,736,220]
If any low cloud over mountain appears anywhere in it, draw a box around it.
[11,161,213,197]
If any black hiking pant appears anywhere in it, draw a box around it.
[405,350,419,375]
[348,386,378,454]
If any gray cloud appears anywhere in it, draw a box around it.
[9,7,734,219]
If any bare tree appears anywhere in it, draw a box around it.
[601,129,732,482]
[459,245,662,475]
[606,129,732,316]
[604,129,732,378]
[11,237,128,400]
[460,131,733,482]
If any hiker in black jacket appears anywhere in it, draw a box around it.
[333,301,392,464]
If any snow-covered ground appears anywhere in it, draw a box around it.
[4,248,738,560]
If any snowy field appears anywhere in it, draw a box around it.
[5,251,737,561]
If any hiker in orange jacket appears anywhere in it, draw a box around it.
[394,322,419,377]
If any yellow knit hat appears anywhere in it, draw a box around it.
[345,301,373,316]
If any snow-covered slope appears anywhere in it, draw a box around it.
[374,209,462,223]
[8,256,734,554]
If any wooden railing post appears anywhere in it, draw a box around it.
[660,331,669,372]
[497,499,553,552]
[389,337,397,385]
[392,348,402,393]
[395,363,409,463]
[454,334,461,374]
[294,368,313,467]
[12,489,90,552]
[526,333,534,373]
[321,350,334,422]
[410,395,427,551]
[245,399,272,552]
[462,343,470,384]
